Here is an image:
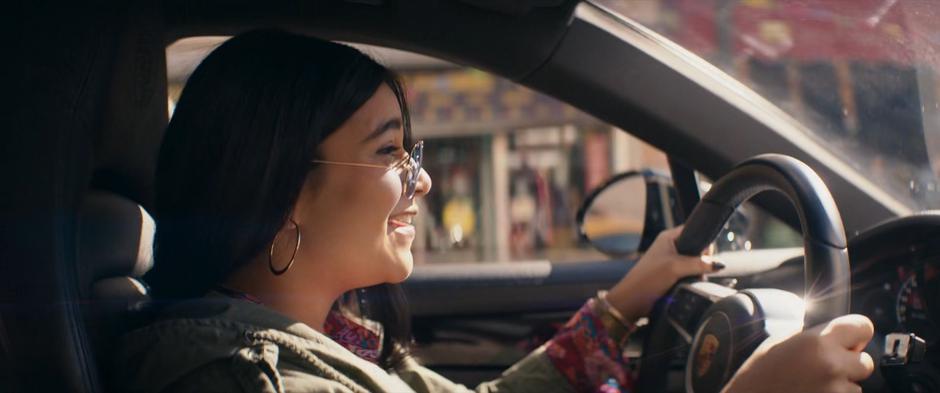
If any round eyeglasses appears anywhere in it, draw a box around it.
[311,140,424,199]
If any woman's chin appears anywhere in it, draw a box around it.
[386,252,414,283]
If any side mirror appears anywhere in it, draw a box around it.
[576,170,679,257]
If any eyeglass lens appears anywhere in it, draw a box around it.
[405,141,423,199]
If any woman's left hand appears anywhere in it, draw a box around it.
[604,226,722,323]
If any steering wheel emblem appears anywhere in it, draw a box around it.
[695,334,719,377]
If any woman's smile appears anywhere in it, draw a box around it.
[388,211,417,240]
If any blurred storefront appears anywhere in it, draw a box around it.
[402,69,667,264]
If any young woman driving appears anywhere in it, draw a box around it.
[115,30,875,393]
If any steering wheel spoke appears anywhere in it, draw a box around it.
[666,316,693,343]
[666,282,738,343]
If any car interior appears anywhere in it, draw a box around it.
[4,1,938,392]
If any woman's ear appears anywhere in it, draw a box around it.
[297,166,326,209]
[286,216,299,229]
[290,179,316,228]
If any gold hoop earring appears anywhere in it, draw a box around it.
[269,219,301,276]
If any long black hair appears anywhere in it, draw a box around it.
[146,29,412,369]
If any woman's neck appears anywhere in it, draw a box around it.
[221,256,341,332]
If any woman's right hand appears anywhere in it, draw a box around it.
[722,314,876,393]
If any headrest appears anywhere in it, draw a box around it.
[91,277,150,307]
[78,191,155,289]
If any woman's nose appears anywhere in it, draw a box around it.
[414,168,432,197]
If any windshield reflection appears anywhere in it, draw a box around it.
[595,0,940,210]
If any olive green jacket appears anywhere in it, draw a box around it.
[113,295,574,393]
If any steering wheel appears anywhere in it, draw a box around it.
[635,154,851,393]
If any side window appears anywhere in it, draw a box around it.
[166,38,670,264]
[399,67,670,264]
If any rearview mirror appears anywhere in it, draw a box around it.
[577,170,679,257]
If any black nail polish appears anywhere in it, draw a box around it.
[712,261,726,271]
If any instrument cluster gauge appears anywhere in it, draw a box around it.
[897,265,938,345]
[923,262,939,338]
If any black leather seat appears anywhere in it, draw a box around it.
[4,4,166,392]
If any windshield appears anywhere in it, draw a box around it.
[593,0,940,211]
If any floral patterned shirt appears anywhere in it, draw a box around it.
[215,286,634,392]
[544,299,635,392]
[324,310,383,364]
[325,298,635,393]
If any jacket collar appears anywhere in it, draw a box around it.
[209,287,384,364]
[115,294,410,393]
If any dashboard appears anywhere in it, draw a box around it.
[853,252,938,346]
[734,213,940,392]
[847,213,940,392]
[849,214,940,350]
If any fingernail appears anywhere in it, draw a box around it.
[712,261,726,271]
